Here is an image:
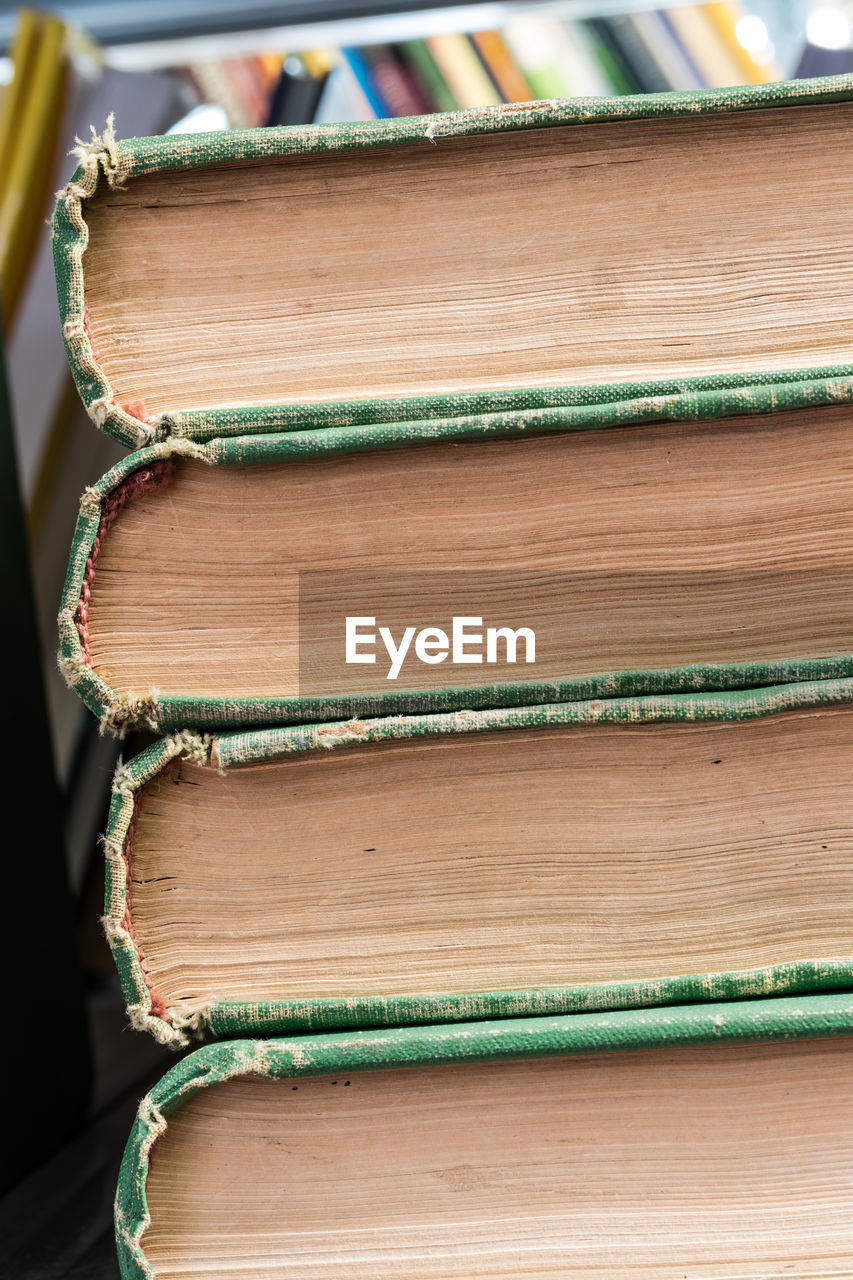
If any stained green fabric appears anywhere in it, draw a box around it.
[103,678,853,1048]
[52,74,853,449]
[139,366,853,444]
[115,992,853,1277]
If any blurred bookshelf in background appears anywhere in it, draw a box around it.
[4,2,850,136]
[0,0,851,1139]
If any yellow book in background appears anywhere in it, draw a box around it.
[426,33,501,108]
[0,8,41,174]
[0,11,67,330]
[703,2,781,84]
[666,4,745,87]
[301,48,336,79]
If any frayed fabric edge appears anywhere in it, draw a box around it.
[54,115,153,448]
[104,732,216,1051]
[116,1040,270,1277]
[57,438,214,736]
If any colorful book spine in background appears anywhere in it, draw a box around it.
[584,19,644,93]
[501,14,625,97]
[469,29,535,102]
[395,38,459,111]
[265,52,330,126]
[329,51,376,119]
[502,15,576,98]
[555,20,622,95]
[591,15,673,92]
[425,32,502,108]
[704,2,780,83]
[629,11,707,89]
[188,54,282,128]
[340,45,388,116]
[666,4,748,87]
[580,20,637,95]
[361,44,432,117]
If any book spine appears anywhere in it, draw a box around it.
[703,2,780,84]
[666,6,745,88]
[585,19,643,93]
[425,33,501,108]
[502,15,575,98]
[469,29,534,103]
[553,20,619,95]
[594,16,671,93]
[340,46,388,116]
[362,44,431,117]
[331,55,377,120]
[395,39,459,111]
[265,57,327,127]
[0,8,40,173]
[581,21,635,95]
[629,11,706,90]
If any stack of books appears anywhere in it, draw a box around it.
[53,73,853,1277]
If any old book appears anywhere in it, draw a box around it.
[116,994,853,1278]
[102,681,853,1045]
[53,75,853,451]
[59,402,853,732]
